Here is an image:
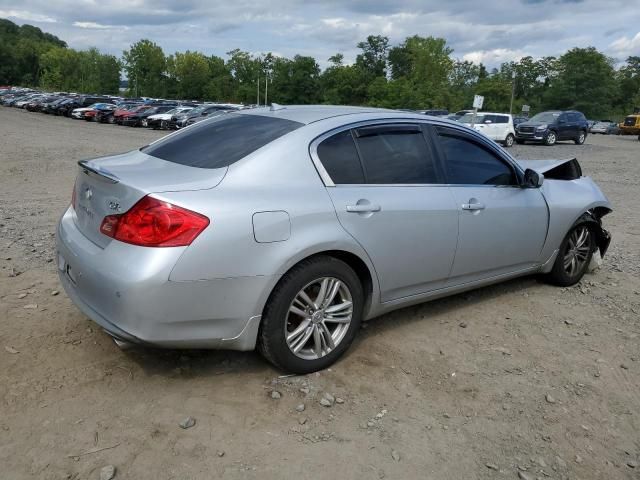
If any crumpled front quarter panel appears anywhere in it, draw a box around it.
[540,176,611,261]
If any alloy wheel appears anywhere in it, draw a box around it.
[285,277,353,360]
[563,226,591,277]
[505,134,514,147]
[546,132,556,145]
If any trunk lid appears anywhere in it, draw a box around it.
[73,149,226,248]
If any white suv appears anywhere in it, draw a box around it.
[458,112,516,147]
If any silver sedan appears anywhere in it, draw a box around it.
[56,106,612,373]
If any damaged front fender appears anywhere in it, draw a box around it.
[577,209,612,257]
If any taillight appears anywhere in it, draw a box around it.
[100,196,209,247]
[71,183,76,210]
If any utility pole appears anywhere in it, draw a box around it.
[509,71,516,116]
[256,75,260,106]
[264,75,268,106]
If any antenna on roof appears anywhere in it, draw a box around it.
[270,103,286,111]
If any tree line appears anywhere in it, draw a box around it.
[1,18,639,119]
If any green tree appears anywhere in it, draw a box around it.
[319,57,362,105]
[270,55,320,104]
[168,51,210,100]
[122,39,167,97]
[203,55,234,101]
[385,36,454,109]
[543,47,615,118]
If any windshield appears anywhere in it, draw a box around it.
[187,105,206,115]
[458,113,485,124]
[529,112,560,123]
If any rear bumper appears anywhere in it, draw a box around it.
[56,207,271,350]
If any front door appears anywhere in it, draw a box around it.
[432,127,548,285]
[314,125,459,302]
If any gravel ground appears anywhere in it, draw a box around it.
[1,107,639,480]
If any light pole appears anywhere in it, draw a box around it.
[509,71,516,116]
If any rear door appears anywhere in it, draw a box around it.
[314,123,459,302]
[431,126,548,285]
[491,114,510,141]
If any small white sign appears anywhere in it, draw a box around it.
[473,95,484,109]
[522,104,530,113]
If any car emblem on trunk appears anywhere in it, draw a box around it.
[84,188,92,200]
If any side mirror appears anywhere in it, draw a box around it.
[523,168,544,188]
[201,112,208,116]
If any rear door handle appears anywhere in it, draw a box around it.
[462,203,485,211]
[346,204,381,213]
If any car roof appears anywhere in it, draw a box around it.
[237,105,393,125]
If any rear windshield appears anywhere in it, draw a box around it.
[141,113,303,169]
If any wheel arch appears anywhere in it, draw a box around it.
[263,248,379,322]
[573,208,612,256]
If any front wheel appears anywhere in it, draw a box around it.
[545,131,557,146]
[575,131,586,145]
[258,256,363,373]
[503,133,515,148]
[546,224,595,286]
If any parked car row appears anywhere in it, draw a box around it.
[0,87,245,130]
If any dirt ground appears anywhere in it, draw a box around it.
[1,107,639,480]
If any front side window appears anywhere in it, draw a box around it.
[354,125,439,184]
[437,132,516,186]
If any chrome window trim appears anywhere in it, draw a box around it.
[309,117,524,188]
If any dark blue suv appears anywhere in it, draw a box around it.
[515,110,588,146]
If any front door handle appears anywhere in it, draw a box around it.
[346,204,381,213]
[462,202,485,211]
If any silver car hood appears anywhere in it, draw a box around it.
[515,158,578,175]
[82,149,227,193]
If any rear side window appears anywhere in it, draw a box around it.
[568,113,580,122]
[354,125,439,184]
[493,115,509,124]
[437,132,515,186]
[142,114,303,169]
[316,131,365,184]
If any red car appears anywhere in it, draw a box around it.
[115,105,150,124]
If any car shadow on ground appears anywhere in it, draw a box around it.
[117,274,545,379]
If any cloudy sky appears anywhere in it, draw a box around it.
[1,0,639,68]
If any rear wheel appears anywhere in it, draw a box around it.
[575,131,586,145]
[545,131,557,146]
[160,120,168,129]
[546,224,594,286]
[258,256,363,373]
[503,133,515,148]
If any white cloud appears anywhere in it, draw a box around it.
[73,21,119,29]
[0,9,56,23]
[609,31,640,59]
[463,48,529,66]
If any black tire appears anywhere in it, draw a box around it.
[108,115,115,124]
[503,133,515,148]
[258,256,364,373]
[574,130,586,145]
[545,131,557,146]
[516,139,525,145]
[546,223,595,286]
